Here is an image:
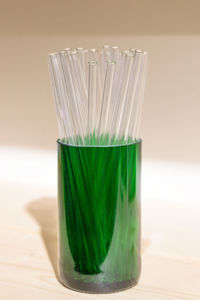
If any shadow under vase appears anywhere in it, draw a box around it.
[26,197,59,279]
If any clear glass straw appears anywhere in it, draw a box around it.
[67,51,87,140]
[49,53,75,143]
[83,49,89,93]
[94,51,103,128]
[48,54,65,139]
[122,50,143,141]
[102,45,111,78]
[98,61,116,139]
[76,48,88,96]
[59,51,80,143]
[88,60,98,143]
[133,51,148,139]
[69,50,87,113]
[111,46,120,63]
[60,51,85,143]
[111,51,134,141]
[109,51,125,139]
[58,52,77,143]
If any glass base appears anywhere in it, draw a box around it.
[59,273,139,294]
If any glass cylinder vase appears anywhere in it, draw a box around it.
[57,139,141,293]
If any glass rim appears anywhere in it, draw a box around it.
[57,138,142,148]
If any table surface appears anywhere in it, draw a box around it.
[0,146,200,300]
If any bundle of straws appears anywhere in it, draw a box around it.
[48,46,148,146]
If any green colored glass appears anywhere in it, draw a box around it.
[57,139,141,293]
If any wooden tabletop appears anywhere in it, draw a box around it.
[0,147,200,300]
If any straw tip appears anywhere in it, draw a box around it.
[88,60,97,65]
[105,60,116,64]
[48,52,58,57]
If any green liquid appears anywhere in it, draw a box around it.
[57,139,141,293]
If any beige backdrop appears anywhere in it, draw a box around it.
[0,0,200,162]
